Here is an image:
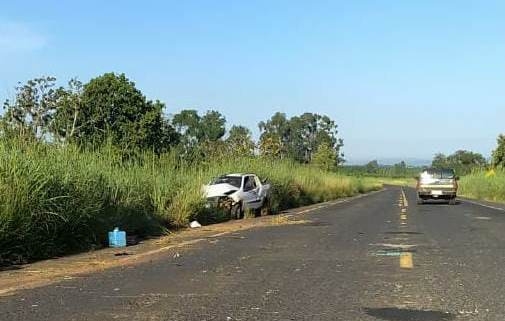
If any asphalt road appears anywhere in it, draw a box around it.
[2,186,505,321]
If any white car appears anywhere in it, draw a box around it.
[203,173,271,219]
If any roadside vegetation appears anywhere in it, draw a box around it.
[458,169,505,203]
[0,74,380,264]
[0,138,380,264]
[433,138,505,202]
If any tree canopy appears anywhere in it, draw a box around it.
[2,74,348,171]
[258,112,344,166]
[2,76,60,140]
[431,150,487,175]
[492,134,505,168]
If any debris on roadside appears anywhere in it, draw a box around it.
[114,252,131,257]
[126,235,140,246]
[108,228,126,248]
[189,220,202,228]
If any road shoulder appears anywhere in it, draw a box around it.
[458,196,505,212]
[0,188,385,297]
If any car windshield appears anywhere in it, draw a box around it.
[210,176,242,188]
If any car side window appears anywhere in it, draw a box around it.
[243,176,255,191]
[250,176,257,189]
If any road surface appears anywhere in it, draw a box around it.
[2,186,505,321]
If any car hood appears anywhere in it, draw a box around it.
[203,183,239,198]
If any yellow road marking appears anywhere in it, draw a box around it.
[400,252,413,269]
[401,188,409,207]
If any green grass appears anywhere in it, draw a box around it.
[458,169,505,203]
[0,138,381,264]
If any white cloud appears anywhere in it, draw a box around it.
[0,21,47,53]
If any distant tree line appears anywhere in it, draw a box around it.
[430,139,505,175]
[340,160,419,178]
[0,73,344,170]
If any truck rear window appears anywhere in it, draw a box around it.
[421,169,455,179]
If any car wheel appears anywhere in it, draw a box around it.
[230,202,243,219]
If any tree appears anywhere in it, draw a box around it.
[432,153,448,168]
[432,150,487,175]
[258,112,291,159]
[311,142,337,171]
[51,78,83,143]
[200,110,226,142]
[2,76,60,140]
[172,109,202,147]
[492,134,505,168]
[258,112,344,165]
[447,150,486,167]
[77,73,174,153]
[172,109,226,144]
[171,109,227,160]
[365,160,380,173]
[226,125,255,156]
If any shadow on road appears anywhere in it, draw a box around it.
[364,307,455,321]
[418,200,462,205]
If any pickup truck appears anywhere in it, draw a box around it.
[203,173,271,219]
[416,168,459,205]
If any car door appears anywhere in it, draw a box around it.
[242,176,261,209]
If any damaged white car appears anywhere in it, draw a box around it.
[203,173,271,219]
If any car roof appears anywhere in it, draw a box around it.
[422,167,455,172]
[224,173,255,177]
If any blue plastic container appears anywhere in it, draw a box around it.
[108,227,126,248]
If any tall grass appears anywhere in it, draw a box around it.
[0,138,381,263]
[458,169,505,202]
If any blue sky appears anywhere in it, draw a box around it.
[1,1,504,164]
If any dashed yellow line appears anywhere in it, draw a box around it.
[400,252,413,269]
[401,188,409,208]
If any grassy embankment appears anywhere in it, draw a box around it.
[458,169,505,203]
[0,138,381,264]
